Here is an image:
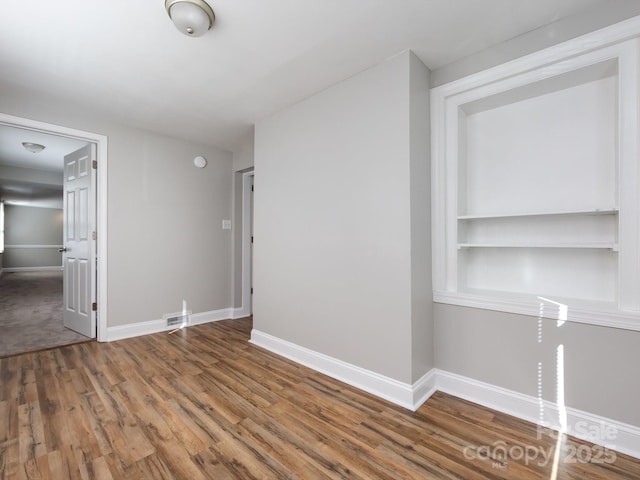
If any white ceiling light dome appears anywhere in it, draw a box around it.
[165,0,215,37]
[22,142,46,153]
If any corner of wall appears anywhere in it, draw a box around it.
[409,50,434,382]
[232,127,255,172]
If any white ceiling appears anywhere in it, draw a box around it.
[0,125,87,173]
[0,0,621,152]
[0,125,88,205]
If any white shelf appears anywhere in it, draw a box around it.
[433,289,640,332]
[450,287,617,311]
[457,208,618,220]
[458,243,618,251]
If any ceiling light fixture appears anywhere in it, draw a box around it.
[22,142,46,154]
[165,0,215,37]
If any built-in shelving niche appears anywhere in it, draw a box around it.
[431,24,640,330]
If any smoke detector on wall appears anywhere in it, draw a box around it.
[193,155,207,168]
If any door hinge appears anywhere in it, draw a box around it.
[92,231,96,241]
[92,302,97,311]
[251,236,254,243]
[92,160,97,170]
[251,287,253,294]
[251,184,254,192]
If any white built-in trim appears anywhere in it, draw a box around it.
[434,291,640,332]
[431,20,640,331]
[436,370,640,460]
[0,112,108,342]
[250,329,437,411]
[106,308,233,342]
[4,245,63,249]
[3,266,63,272]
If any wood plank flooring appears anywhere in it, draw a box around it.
[1,317,639,479]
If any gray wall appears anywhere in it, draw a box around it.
[254,51,433,384]
[0,165,63,208]
[430,9,640,428]
[409,54,433,381]
[107,130,232,325]
[435,304,640,426]
[0,82,233,328]
[3,204,62,268]
[232,129,255,172]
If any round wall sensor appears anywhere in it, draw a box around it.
[193,155,207,168]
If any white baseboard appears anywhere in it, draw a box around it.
[106,308,233,342]
[436,370,640,460]
[248,329,640,459]
[3,266,63,272]
[191,308,233,326]
[414,369,438,408]
[232,306,252,319]
[250,329,436,411]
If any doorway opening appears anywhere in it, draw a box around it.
[241,170,254,317]
[0,113,108,356]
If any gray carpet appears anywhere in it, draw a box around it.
[0,270,91,357]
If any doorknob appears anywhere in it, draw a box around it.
[58,247,67,253]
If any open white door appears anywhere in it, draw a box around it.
[62,144,96,338]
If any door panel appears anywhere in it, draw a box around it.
[65,258,76,309]
[66,190,75,241]
[79,187,89,240]
[62,144,96,338]
[79,259,89,315]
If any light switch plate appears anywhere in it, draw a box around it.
[222,219,232,230]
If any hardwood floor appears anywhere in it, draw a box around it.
[1,317,638,479]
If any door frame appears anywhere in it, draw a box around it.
[241,170,254,317]
[0,112,108,341]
